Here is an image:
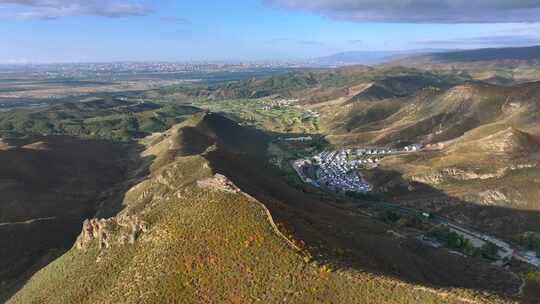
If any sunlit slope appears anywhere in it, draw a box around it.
[303,78,540,242]
[323,81,540,146]
[385,45,540,84]
[8,114,508,304]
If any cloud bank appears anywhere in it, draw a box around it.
[268,0,540,23]
[0,0,151,19]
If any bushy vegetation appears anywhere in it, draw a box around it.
[165,67,466,101]
[345,190,382,201]
[0,98,200,141]
[379,210,402,224]
[427,227,501,260]
[7,138,502,304]
[428,227,478,256]
[516,232,540,254]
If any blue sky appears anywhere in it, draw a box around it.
[1,0,539,63]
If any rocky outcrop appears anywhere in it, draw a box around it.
[412,164,537,185]
[477,190,508,205]
[76,216,148,251]
[197,174,242,194]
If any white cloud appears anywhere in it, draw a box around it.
[0,0,151,19]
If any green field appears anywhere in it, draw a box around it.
[193,98,319,133]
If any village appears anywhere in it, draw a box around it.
[292,145,422,193]
[289,144,540,269]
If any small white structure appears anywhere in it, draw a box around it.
[283,136,313,142]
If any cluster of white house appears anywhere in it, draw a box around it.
[260,98,299,110]
[404,144,423,152]
[354,148,394,155]
[354,144,423,155]
[282,136,313,142]
[307,150,372,193]
[293,145,425,193]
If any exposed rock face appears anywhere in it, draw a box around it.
[197,174,241,194]
[477,190,508,205]
[76,216,148,251]
[412,164,537,185]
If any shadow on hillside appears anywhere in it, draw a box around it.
[367,168,540,240]
[0,136,155,302]
[3,111,538,301]
[202,129,539,301]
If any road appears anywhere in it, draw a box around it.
[291,159,537,267]
[0,217,57,227]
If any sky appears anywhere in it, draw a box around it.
[1,0,540,63]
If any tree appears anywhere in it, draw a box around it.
[380,211,401,224]
[447,232,465,249]
[480,242,499,260]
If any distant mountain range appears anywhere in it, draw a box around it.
[315,45,540,68]
[384,45,540,84]
[312,49,449,66]
[389,46,540,69]
[393,45,540,63]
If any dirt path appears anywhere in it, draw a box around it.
[512,272,526,296]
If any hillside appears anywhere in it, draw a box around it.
[0,97,200,141]
[5,113,515,304]
[305,78,540,252]
[387,46,540,84]
[0,136,134,299]
[2,65,540,303]
[322,81,540,146]
[157,66,467,103]
[403,46,540,63]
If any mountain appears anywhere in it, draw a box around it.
[4,112,513,304]
[313,49,448,66]
[401,45,540,63]
[306,79,540,250]
[2,66,540,303]
[0,136,133,300]
[387,45,540,84]
[165,65,467,103]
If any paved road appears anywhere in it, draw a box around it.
[292,159,536,267]
[0,217,57,227]
[357,199,526,264]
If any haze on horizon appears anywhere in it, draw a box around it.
[1,0,540,63]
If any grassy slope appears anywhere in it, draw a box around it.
[160,66,465,103]
[8,114,508,304]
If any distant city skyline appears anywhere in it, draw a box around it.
[1,0,540,63]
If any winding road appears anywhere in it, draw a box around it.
[0,217,57,227]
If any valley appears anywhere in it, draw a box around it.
[1,47,540,303]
